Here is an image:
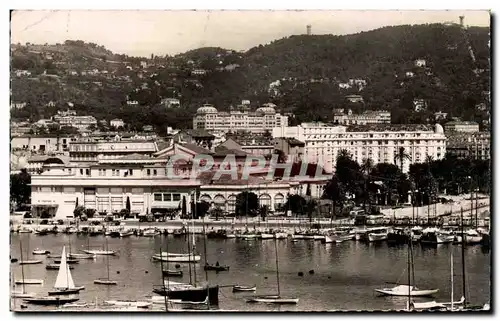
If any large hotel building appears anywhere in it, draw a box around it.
[273,123,447,173]
[193,103,289,134]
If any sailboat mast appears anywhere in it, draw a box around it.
[105,236,110,280]
[407,236,411,309]
[19,240,26,294]
[192,207,197,287]
[186,217,193,285]
[460,207,467,308]
[451,250,454,311]
[274,239,281,297]
[158,249,168,311]
[410,241,415,289]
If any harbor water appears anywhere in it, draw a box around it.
[10,233,490,312]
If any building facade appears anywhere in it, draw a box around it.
[333,110,391,125]
[68,136,158,163]
[444,121,480,133]
[53,114,98,131]
[11,135,73,153]
[446,132,490,160]
[193,103,289,134]
[273,123,447,173]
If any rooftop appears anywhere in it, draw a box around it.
[345,124,435,132]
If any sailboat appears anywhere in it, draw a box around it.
[48,246,85,295]
[411,250,465,311]
[18,236,43,265]
[153,190,219,306]
[14,240,43,286]
[375,229,438,297]
[247,239,299,304]
[94,236,118,285]
[11,270,36,298]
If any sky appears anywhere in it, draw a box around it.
[10,10,491,57]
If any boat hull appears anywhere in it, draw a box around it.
[94,279,118,285]
[247,296,299,304]
[375,288,439,297]
[15,279,44,285]
[153,285,219,305]
[48,286,85,296]
[232,286,256,292]
[23,297,80,305]
[18,260,43,265]
[152,255,201,263]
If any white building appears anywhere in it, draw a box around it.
[444,121,480,133]
[29,146,327,218]
[161,98,181,109]
[333,110,391,125]
[10,102,27,110]
[68,136,159,163]
[193,103,288,134]
[273,123,447,173]
[53,114,97,131]
[110,119,125,128]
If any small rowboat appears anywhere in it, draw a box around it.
[247,295,299,304]
[94,278,118,285]
[46,264,74,270]
[162,270,183,277]
[232,285,256,292]
[204,264,229,272]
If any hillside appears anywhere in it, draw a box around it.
[10,23,491,132]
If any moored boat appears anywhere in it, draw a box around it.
[18,260,43,265]
[152,283,219,305]
[152,254,201,263]
[375,284,439,297]
[464,229,482,245]
[94,278,118,285]
[82,249,117,256]
[24,296,80,305]
[46,264,74,270]
[247,295,299,304]
[48,246,85,296]
[162,269,183,277]
[204,264,229,272]
[32,249,50,255]
[15,279,44,285]
[232,285,256,292]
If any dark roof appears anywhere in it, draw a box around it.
[43,157,65,165]
[183,129,215,138]
[181,143,213,155]
[213,147,248,157]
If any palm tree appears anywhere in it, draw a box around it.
[394,147,411,173]
[361,158,374,211]
[338,149,351,159]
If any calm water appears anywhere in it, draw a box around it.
[10,233,490,312]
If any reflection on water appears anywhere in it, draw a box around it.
[10,233,490,311]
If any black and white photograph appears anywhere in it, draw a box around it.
[8,9,491,312]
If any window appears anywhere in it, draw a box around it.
[147,169,151,176]
[172,194,181,201]
[85,169,90,176]
[80,169,83,175]
[154,193,162,201]
[153,169,157,176]
[129,169,133,176]
[163,194,172,201]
